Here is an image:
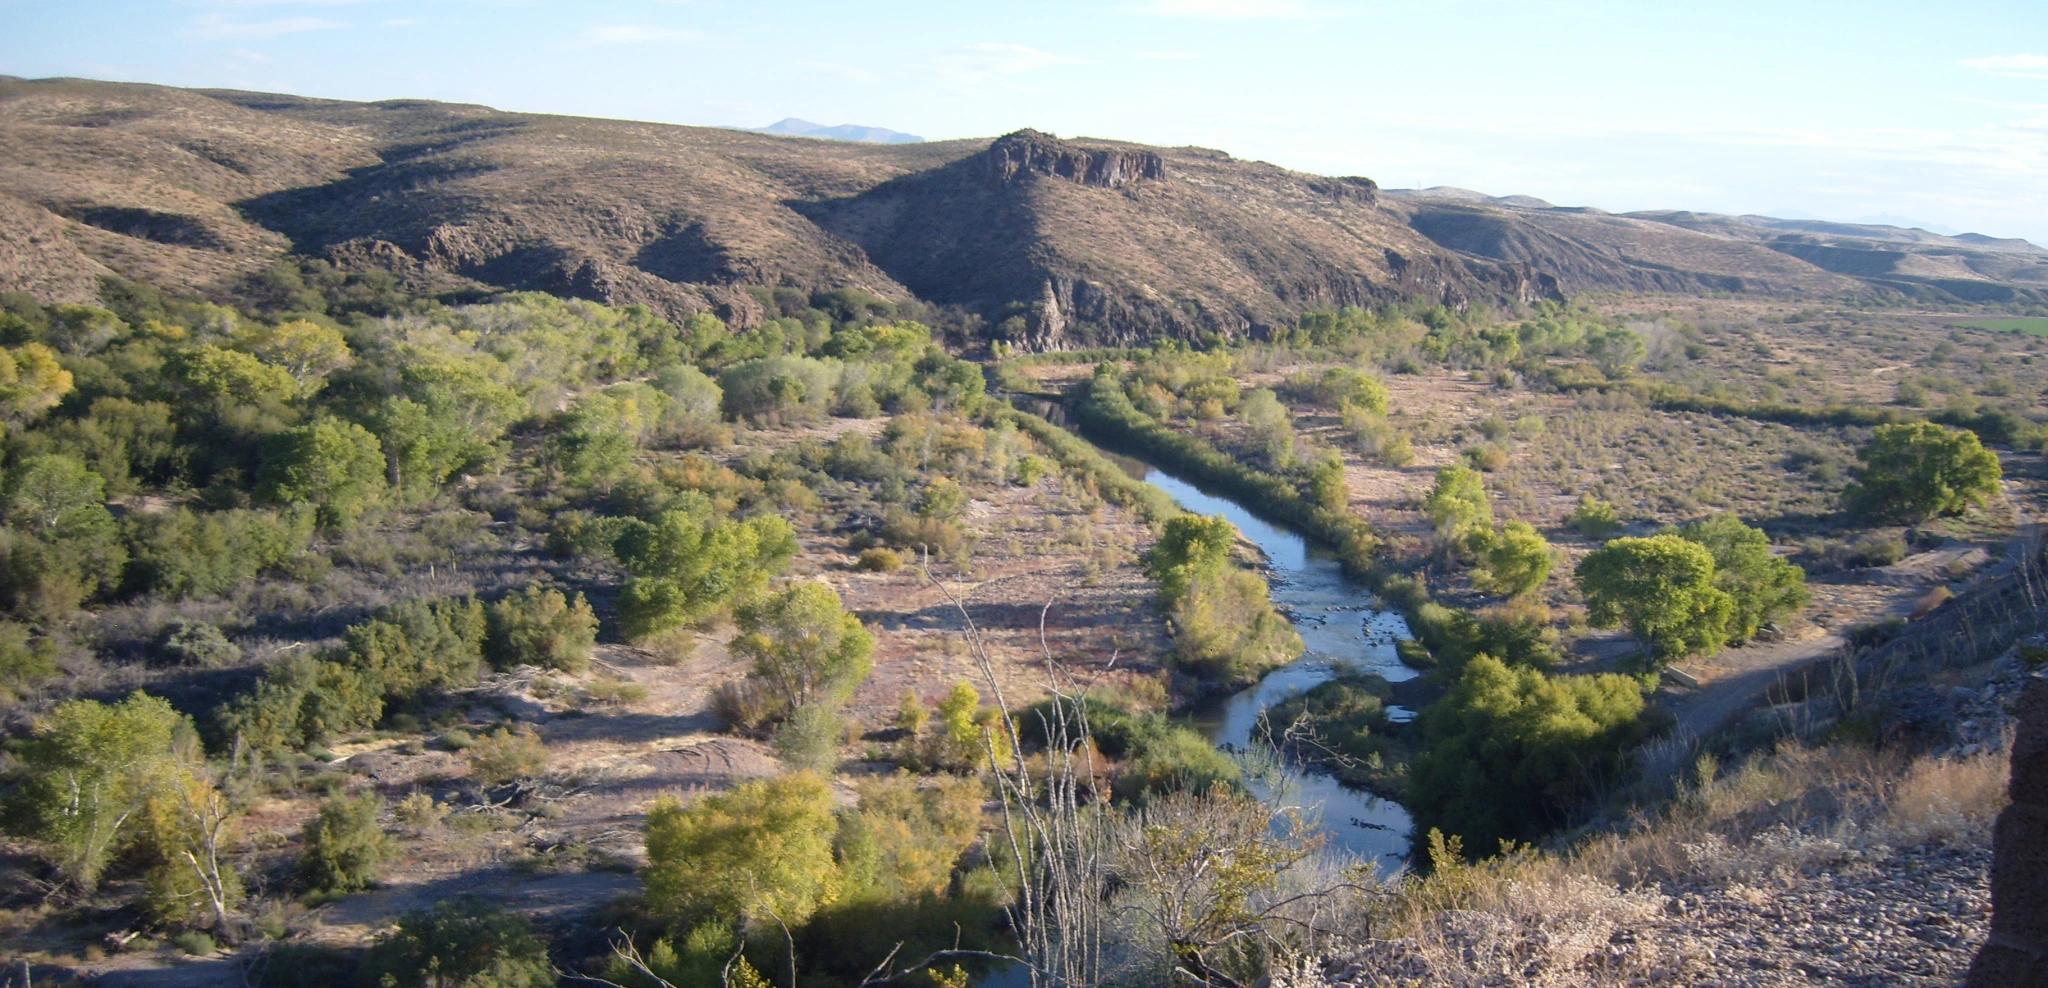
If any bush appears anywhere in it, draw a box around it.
[1407,656,1645,855]
[642,771,841,928]
[733,582,874,710]
[616,496,797,640]
[1113,725,1242,803]
[123,507,313,599]
[1143,514,1302,685]
[342,595,487,702]
[1468,521,1554,598]
[171,931,217,956]
[484,585,597,673]
[857,547,903,572]
[159,620,242,667]
[1844,421,2002,524]
[1425,465,1492,543]
[773,703,845,774]
[299,791,396,895]
[361,900,554,988]
[929,681,1012,772]
[1568,495,1622,540]
[466,726,550,786]
[0,619,58,699]
[215,653,382,751]
[719,355,840,424]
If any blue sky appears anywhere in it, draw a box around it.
[5,0,2048,245]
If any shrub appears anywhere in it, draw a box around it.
[1425,465,1492,543]
[835,774,984,899]
[215,654,382,751]
[712,679,786,735]
[171,932,217,956]
[774,703,845,773]
[361,900,554,988]
[160,620,242,667]
[124,507,314,599]
[1407,656,1645,855]
[484,585,597,673]
[343,595,488,702]
[719,355,840,423]
[642,771,842,928]
[857,547,903,572]
[1575,535,1734,667]
[932,681,1012,772]
[1844,421,2001,523]
[1463,444,1508,472]
[0,619,58,699]
[299,791,396,894]
[466,726,551,786]
[1468,521,1554,598]
[1568,495,1622,540]
[734,583,874,711]
[1113,726,1242,803]
[616,496,797,640]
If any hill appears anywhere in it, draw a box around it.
[3,76,2046,347]
[752,118,924,144]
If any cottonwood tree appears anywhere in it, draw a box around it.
[12,692,186,891]
[733,582,875,711]
[1671,513,1807,643]
[1574,534,1734,666]
[1845,421,2002,523]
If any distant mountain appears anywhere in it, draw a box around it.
[753,118,923,145]
[3,77,2046,348]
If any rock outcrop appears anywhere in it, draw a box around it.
[978,129,1165,189]
[1968,672,2048,987]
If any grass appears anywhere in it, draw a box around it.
[1949,316,2048,336]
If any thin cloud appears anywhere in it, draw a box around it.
[189,13,344,41]
[576,25,704,46]
[1141,0,1315,19]
[1963,54,2048,80]
[1135,50,1202,60]
[935,43,1084,76]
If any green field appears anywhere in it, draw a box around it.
[1950,316,2048,336]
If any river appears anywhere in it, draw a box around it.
[1138,468,1418,867]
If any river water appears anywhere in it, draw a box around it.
[1139,468,1418,867]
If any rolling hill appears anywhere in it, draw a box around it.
[3,76,2044,347]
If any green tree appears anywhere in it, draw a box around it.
[257,419,386,528]
[933,680,1013,771]
[484,585,598,673]
[174,344,303,404]
[734,582,875,710]
[1237,388,1293,466]
[0,455,125,617]
[1407,655,1645,854]
[1469,521,1554,598]
[1575,535,1734,666]
[1845,421,2002,523]
[1143,514,1236,606]
[368,363,522,499]
[1568,495,1622,540]
[1425,465,1493,544]
[361,900,554,988]
[1309,453,1350,514]
[1672,513,1808,643]
[236,319,353,391]
[616,495,798,640]
[10,692,185,889]
[0,342,73,423]
[299,791,396,894]
[642,771,842,928]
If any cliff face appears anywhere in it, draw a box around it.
[979,129,1165,189]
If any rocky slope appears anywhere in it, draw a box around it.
[4,76,2045,344]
